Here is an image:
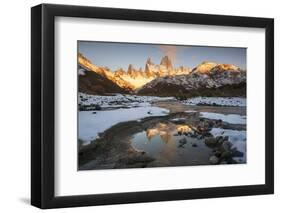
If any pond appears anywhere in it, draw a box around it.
[131,122,214,166]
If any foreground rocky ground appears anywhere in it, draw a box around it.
[79,100,246,170]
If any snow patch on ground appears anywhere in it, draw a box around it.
[185,110,197,113]
[78,69,85,75]
[210,128,246,162]
[79,92,175,109]
[79,106,169,144]
[200,112,246,124]
[182,97,246,107]
[170,118,186,121]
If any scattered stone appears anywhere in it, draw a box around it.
[223,136,229,141]
[209,155,219,164]
[197,135,203,139]
[178,138,187,148]
[202,132,212,137]
[232,150,244,157]
[221,151,232,159]
[94,104,102,110]
[207,121,214,128]
[215,119,223,125]
[204,137,218,147]
[214,150,222,158]
[226,158,237,164]
[119,155,154,165]
[217,136,225,144]
[179,138,187,145]
[222,141,232,152]
[192,143,198,147]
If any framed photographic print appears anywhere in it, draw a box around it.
[31,3,274,209]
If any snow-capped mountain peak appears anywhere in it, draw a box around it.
[78,53,191,90]
[138,62,246,96]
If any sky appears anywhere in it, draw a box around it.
[78,41,246,71]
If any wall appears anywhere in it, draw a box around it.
[0,0,279,212]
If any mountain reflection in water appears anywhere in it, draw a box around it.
[131,122,212,166]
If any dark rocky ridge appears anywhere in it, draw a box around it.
[138,82,246,98]
[78,65,127,95]
[138,64,246,97]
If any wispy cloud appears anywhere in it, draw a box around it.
[157,45,178,61]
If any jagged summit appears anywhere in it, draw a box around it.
[78,53,191,90]
[146,57,154,65]
[127,64,134,73]
[115,68,126,75]
[191,61,242,75]
[160,55,173,70]
[191,61,218,74]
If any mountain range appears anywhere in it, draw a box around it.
[78,53,246,97]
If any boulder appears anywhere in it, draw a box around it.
[205,137,219,147]
[209,155,219,164]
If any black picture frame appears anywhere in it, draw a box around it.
[31,3,274,209]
